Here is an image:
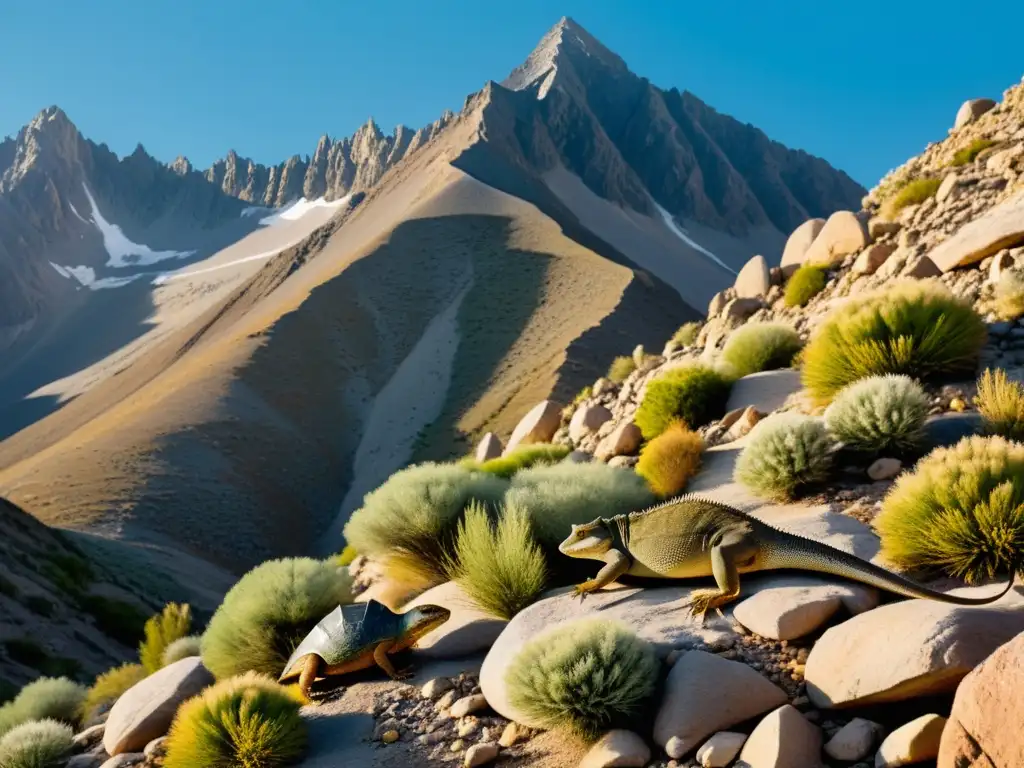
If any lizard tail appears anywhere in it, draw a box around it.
[762,534,1018,605]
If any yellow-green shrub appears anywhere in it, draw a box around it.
[671,322,701,347]
[635,365,732,440]
[607,356,637,384]
[801,280,987,404]
[976,368,1024,441]
[881,177,941,220]
[334,544,358,568]
[0,678,85,738]
[824,375,929,454]
[785,264,827,307]
[877,436,1024,582]
[734,414,833,500]
[162,636,203,667]
[951,138,997,167]
[720,323,802,378]
[636,421,703,497]
[139,602,192,674]
[470,444,570,479]
[81,663,147,722]
[0,719,73,768]
[164,673,306,768]
[993,271,1024,321]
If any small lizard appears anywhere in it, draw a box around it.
[558,495,1016,620]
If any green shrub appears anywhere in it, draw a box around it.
[824,375,929,454]
[505,619,659,740]
[81,663,147,722]
[445,502,548,620]
[635,365,732,440]
[877,436,1024,582]
[881,177,941,219]
[0,678,85,738]
[471,444,570,479]
[139,603,192,674]
[976,369,1024,441]
[343,463,508,584]
[951,138,997,167]
[162,636,203,667]
[636,421,703,497]
[671,322,701,347]
[721,323,802,378]
[201,558,354,681]
[80,595,148,647]
[785,264,827,308]
[164,672,306,768]
[801,280,987,404]
[993,271,1024,321]
[734,413,834,500]
[0,719,73,768]
[334,544,358,568]
[607,356,637,384]
[505,463,656,553]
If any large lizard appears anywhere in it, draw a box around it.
[557,495,1017,620]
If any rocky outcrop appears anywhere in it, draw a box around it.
[779,218,825,275]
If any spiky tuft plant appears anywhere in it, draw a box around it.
[785,264,827,308]
[342,463,509,584]
[164,672,306,768]
[671,322,702,348]
[976,368,1024,441]
[445,502,548,620]
[201,558,354,680]
[139,602,192,674]
[505,619,659,740]
[720,323,803,379]
[468,444,570,479]
[0,719,73,768]
[635,364,732,440]
[951,138,997,167]
[876,436,1024,583]
[0,678,85,738]
[734,413,834,500]
[162,636,203,667]
[81,663,147,723]
[824,375,930,455]
[881,177,941,220]
[801,280,987,404]
[636,421,703,497]
[607,356,637,384]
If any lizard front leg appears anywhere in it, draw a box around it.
[687,530,758,623]
[296,655,321,700]
[573,549,630,600]
[373,641,411,681]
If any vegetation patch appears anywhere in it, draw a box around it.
[636,421,703,497]
[201,558,354,680]
[635,364,732,440]
[343,463,509,584]
[164,672,306,768]
[976,368,1024,441]
[0,677,86,738]
[469,444,570,479]
[951,138,997,167]
[162,636,203,667]
[877,436,1024,582]
[824,375,929,455]
[505,619,659,740]
[734,414,833,500]
[993,271,1024,321]
[0,719,73,768]
[801,280,987,404]
[81,663,147,722]
[80,595,149,647]
[881,177,941,220]
[784,264,827,308]
[671,322,701,347]
[2,640,81,680]
[445,502,548,620]
[721,323,802,379]
[607,356,637,384]
[334,544,358,568]
[139,603,193,674]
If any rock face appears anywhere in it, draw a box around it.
[735,704,822,768]
[802,210,871,266]
[954,98,997,130]
[734,255,771,298]
[927,193,1024,272]
[103,657,214,755]
[938,630,1024,768]
[654,650,788,758]
[780,218,826,276]
[504,400,562,453]
[803,590,1024,708]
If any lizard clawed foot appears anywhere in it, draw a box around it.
[685,589,731,625]
[386,667,414,682]
[572,580,599,602]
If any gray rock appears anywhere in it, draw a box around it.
[99,755,146,768]
[696,732,748,767]
[464,742,499,766]
[954,98,996,129]
[569,404,613,443]
[504,400,563,453]
[867,458,902,481]
[922,413,983,449]
[735,255,771,299]
[474,433,503,462]
[406,582,506,659]
[824,718,882,762]
[804,211,871,266]
[579,729,651,767]
[780,219,826,277]
[928,193,1024,272]
[733,581,878,641]
[736,704,822,768]
[724,370,802,414]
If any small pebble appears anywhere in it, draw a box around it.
[381,730,400,744]
[464,742,499,767]
[450,694,488,719]
[421,677,454,700]
[498,722,523,747]
[450,739,466,752]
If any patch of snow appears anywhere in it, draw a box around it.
[81,183,195,267]
[655,202,736,274]
[65,265,96,286]
[537,70,558,99]
[50,262,72,279]
[258,195,351,227]
[153,248,283,284]
[51,263,144,291]
[67,200,88,224]
[240,205,271,218]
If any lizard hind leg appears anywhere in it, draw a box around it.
[685,529,756,624]
[297,655,321,700]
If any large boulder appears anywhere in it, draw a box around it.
[802,211,871,266]
[103,657,214,755]
[734,255,771,299]
[569,404,613,443]
[927,193,1024,272]
[733,581,878,641]
[735,704,822,768]
[402,581,506,658]
[474,432,503,462]
[938,630,1024,768]
[504,400,562,453]
[780,219,826,277]
[654,651,788,759]
[724,370,802,415]
[953,98,997,130]
[804,587,1024,708]
[595,422,642,460]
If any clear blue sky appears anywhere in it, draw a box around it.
[2,1,1021,187]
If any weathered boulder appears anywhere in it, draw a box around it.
[474,432,503,462]
[803,211,871,266]
[723,297,763,322]
[877,714,946,767]
[953,98,996,130]
[867,458,902,481]
[654,651,788,758]
[868,218,901,239]
[735,704,822,768]
[824,718,882,762]
[504,400,562,453]
[403,581,506,658]
[780,218,826,277]
[853,242,897,276]
[733,581,878,641]
[724,370,802,415]
[986,143,1023,174]
[708,291,729,317]
[595,422,642,460]
[696,732,747,767]
[804,588,1024,708]
[734,255,771,299]
[569,404,613,443]
[989,249,1016,283]
[938,630,1024,768]
[903,256,942,279]
[927,193,1024,272]
[936,172,960,204]
[103,657,214,755]
[579,730,651,768]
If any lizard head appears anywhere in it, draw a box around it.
[558,517,614,559]
[401,604,451,644]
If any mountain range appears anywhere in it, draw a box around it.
[0,18,864,586]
